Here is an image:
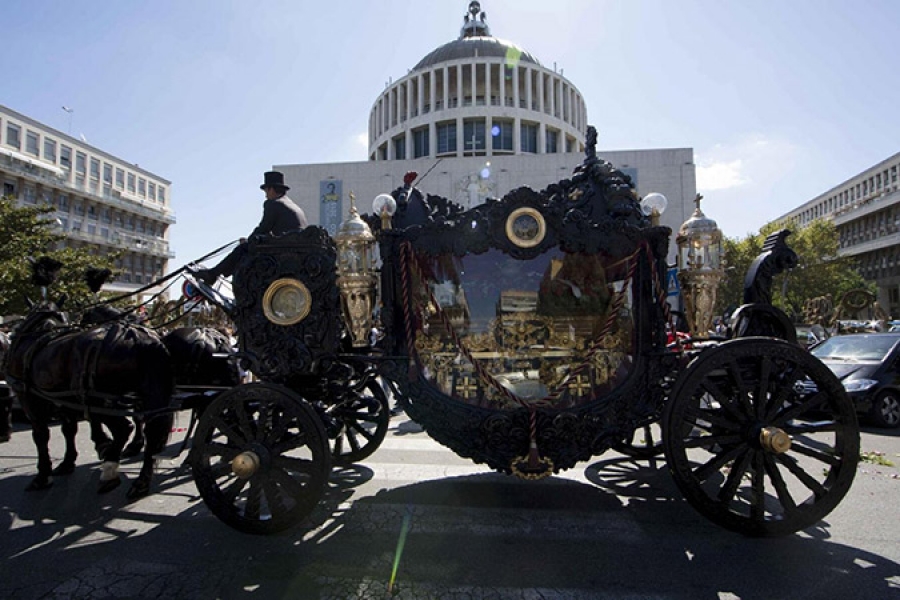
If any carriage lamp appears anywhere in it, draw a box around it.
[641,192,668,227]
[676,194,725,338]
[336,192,378,347]
[373,193,397,230]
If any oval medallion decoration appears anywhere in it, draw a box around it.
[262,278,312,326]
[506,207,546,248]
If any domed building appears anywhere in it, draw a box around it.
[276,1,696,262]
[368,1,586,161]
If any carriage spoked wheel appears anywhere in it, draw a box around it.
[328,377,390,465]
[614,421,665,458]
[663,337,859,537]
[190,382,331,535]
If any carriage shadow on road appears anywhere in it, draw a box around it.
[1,431,899,599]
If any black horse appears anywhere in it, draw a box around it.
[4,299,175,499]
[125,326,241,454]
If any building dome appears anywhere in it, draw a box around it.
[414,37,541,71]
[368,1,586,162]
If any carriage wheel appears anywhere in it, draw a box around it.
[614,421,664,458]
[330,377,390,465]
[190,382,331,535]
[663,337,859,537]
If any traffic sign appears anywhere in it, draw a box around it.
[666,268,680,297]
[183,280,201,300]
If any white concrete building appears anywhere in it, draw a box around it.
[775,151,900,316]
[0,104,175,297]
[276,2,696,261]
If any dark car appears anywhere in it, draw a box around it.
[809,332,900,428]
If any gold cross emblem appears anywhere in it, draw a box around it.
[457,375,478,399]
[567,374,591,397]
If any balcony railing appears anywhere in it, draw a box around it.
[1,153,176,224]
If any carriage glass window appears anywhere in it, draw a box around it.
[409,247,635,409]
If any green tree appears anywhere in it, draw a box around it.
[0,196,120,316]
[717,220,871,321]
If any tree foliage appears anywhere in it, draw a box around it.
[0,196,120,316]
[716,220,871,322]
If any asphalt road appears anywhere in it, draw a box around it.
[1,411,898,600]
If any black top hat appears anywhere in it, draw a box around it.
[260,171,290,191]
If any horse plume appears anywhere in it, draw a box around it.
[29,256,63,288]
[86,267,113,294]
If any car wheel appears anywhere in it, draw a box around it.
[870,390,900,429]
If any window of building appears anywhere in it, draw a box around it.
[90,158,100,180]
[87,223,96,235]
[127,173,136,193]
[6,123,21,149]
[103,163,112,183]
[23,187,36,204]
[491,119,513,152]
[43,139,56,162]
[60,146,72,169]
[462,119,486,155]
[393,136,406,160]
[57,193,69,210]
[138,178,146,196]
[73,203,84,216]
[25,131,39,156]
[436,121,457,155]
[115,168,124,188]
[412,127,429,158]
[158,186,166,204]
[378,144,387,160]
[72,220,82,232]
[520,122,538,153]
[100,227,109,239]
[87,205,97,219]
[545,129,559,154]
[102,208,111,223]
[148,182,156,201]
[75,152,87,175]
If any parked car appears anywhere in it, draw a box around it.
[809,332,900,428]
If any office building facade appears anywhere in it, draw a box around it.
[0,104,175,297]
[775,151,900,316]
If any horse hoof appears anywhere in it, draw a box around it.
[97,476,122,494]
[126,480,150,501]
[51,461,76,476]
[122,442,143,458]
[26,477,53,491]
[0,433,10,444]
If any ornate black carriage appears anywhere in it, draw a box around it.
[188,139,859,537]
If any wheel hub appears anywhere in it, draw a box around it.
[231,451,261,479]
[759,426,791,454]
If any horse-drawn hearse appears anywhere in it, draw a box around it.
[4,129,859,537]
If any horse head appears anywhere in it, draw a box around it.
[15,298,69,336]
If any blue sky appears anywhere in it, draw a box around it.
[4,0,899,267]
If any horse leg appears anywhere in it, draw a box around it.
[122,417,145,458]
[89,416,113,459]
[50,413,78,476]
[26,420,54,491]
[127,413,173,500]
[0,393,12,443]
[96,415,131,494]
